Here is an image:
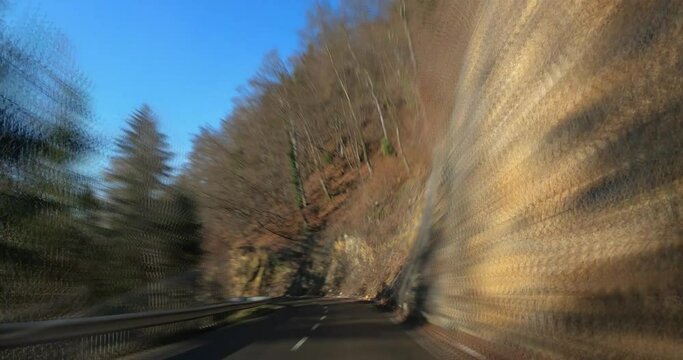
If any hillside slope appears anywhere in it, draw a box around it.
[395,1,683,358]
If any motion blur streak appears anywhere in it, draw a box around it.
[1,0,682,359]
[398,1,683,358]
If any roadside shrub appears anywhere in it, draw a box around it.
[380,137,394,156]
[323,151,333,164]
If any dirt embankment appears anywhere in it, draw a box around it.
[394,1,683,358]
[207,2,682,357]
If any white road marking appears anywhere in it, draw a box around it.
[312,323,320,331]
[320,315,327,320]
[290,337,308,351]
[454,343,486,360]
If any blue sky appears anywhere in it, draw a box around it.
[7,0,328,173]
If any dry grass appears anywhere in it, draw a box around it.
[204,2,683,357]
[316,152,428,296]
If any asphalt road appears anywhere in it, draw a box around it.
[160,299,436,360]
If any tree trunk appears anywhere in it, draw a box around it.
[288,127,307,208]
[325,43,372,175]
[302,118,332,200]
[343,29,389,142]
[277,92,307,211]
[319,177,331,200]
[361,141,372,175]
[401,0,417,74]
[365,69,389,140]
[396,125,411,174]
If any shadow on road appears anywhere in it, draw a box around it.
[165,300,435,360]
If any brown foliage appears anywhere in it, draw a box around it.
[186,0,420,297]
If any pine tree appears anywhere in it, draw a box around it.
[164,181,202,268]
[105,105,174,287]
[0,11,95,320]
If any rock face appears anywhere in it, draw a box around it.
[324,234,375,293]
[401,1,683,358]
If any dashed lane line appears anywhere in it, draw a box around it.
[290,306,329,352]
[291,337,308,351]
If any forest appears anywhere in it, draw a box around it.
[1,0,432,320]
[3,0,683,357]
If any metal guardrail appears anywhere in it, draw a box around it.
[0,297,289,348]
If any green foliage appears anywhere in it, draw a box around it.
[105,106,201,288]
[288,144,304,208]
[323,151,334,164]
[0,14,98,320]
[166,187,203,266]
[380,136,395,156]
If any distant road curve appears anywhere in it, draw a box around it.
[140,299,437,360]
